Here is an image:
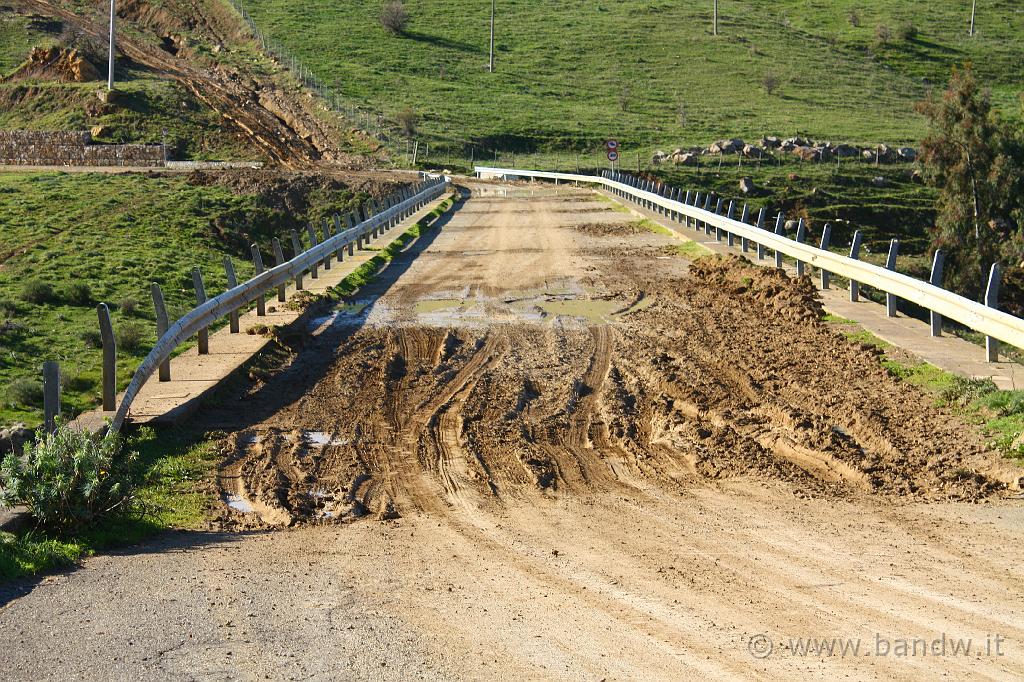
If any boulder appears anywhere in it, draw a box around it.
[739,176,756,194]
[707,142,724,155]
[834,144,859,158]
[742,144,765,158]
[871,176,888,188]
[813,146,833,162]
[673,152,697,166]
[761,136,782,148]
[0,423,33,457]
[876,144,896,163]
[792,146,819,162]
[90,125,111,138]
[897,147,917,162]
[652,150,667,164]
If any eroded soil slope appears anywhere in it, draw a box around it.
[210,187,1006,528]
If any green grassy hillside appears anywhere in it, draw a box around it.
[239,0,1023,155]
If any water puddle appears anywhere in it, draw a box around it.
[225,494,255,514]
[303,431,349,448]
[308,302,370,332]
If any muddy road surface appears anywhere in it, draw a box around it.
[2,184,1023,680]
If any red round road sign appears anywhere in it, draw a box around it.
[607,150,619,162]
[606,140,619,151]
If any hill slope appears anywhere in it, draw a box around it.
[238,0,1024,154]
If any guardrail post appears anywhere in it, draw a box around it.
[321,218,332,270]
[43,360,60,434]
[151,283,172,378]
[223,258,240,333]
[346,214,357,256]
[739,205,750,253]
[703,195,713,235]
[929,250,945,336]
[756,209,766,260]
[333,215,345,261]
[289,230,304,291]
[774,214,785,268]
[714,198,724,240]
[795,219,808,277]
[885,239,900,316]
[819,224,833,289]
[192,267,209,354]
[684,191,693,227]
[985,263,1002,362]
[251,244,267,315]
[272,238,287,302]
[726,201,736,246]
[97,303,116,412]
[849,230,864,302]
[305,225,320,279]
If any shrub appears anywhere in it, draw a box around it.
[79,329,102,349]
[63,281,93,306]
[396,107,418,138]
[6,377,44,407]
[118,297,139,316]
[897,22,918,41]
[0,426,139,532]
[761,74,779,96]
[380,1,409,35]
[848,11,860,27]
[875,24,893,45]
[115,322,145,353]
[0,300,17,318]
[20,280,54,305]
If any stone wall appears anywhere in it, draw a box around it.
[0,130,166,167]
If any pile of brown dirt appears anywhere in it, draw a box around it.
[573,221,645,237]
[3,46,100,83]
[688,254,824,323]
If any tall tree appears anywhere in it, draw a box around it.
[916,65,1023,298]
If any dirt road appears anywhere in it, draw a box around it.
[2,184,1022,680]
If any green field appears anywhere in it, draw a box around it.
[238,0,1024,155]
[0,172,373,428]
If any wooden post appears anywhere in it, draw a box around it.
[774,214,785,268]
[819,224,833,289]
[756,208,766,260]
[43,360,60,434]
[929,250,945,337]
[191,268,209,354]
[885,239,900,317]
[290,230,305,291]
[795,219,807,277]
[305,224,319,279]
[223,258,240,333]
[985,263,1002,362]
[151,283,172,378]
[97,303,116,412]
[849,230,864,302]
[251,244,266,316]
[272,238,287,302]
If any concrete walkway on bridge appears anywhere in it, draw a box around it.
[75,192,453,432]
[605,189,1024,391]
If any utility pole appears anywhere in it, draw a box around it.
[713,0,718,36]
[969,0,977,36]
[107,0,116,90]
[487,0,495,73]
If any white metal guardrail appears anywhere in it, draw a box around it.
[474,166,1024,361]
[104,175,451,432]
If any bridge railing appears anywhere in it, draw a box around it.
[474,166,1023,362]
[90,174,451,433]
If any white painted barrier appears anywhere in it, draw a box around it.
[474,166,1024,357]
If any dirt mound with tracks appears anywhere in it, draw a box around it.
[214,252,1002,528]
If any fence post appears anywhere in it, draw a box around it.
[795,219,807,277]
[774,214,785,268]
[191,268,209,354]
[251,244,267,315]
[272,238,287,302]
[702,194,713,235]
[346,214,357,256]
[97,303,116,412]
[290,230,305,290]
[739,204,750,253]
[321,218,332,270]
[151,283,172,378]
[849,230,864,302]
[985,263,1002,362]
[756,208,766,260]
[928,250,945,336]
[43,360,60,434]
[223,258,240,333]
[305,225,320,279]
[885,239,900,317]
[726,201,736,247]
[819,224,833,289]
[333,215,345,261]
[714,198,724,241]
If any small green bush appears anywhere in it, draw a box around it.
[6,377,44,407]
[940,376,998,407]
[897,22,918,41]
[0,300,17,318]
[63,282,93,306]
[20,280,54,305]
[117,297,139,316]
[79,329,102,349]
[0,426,139,532]
[115,322,145,353]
